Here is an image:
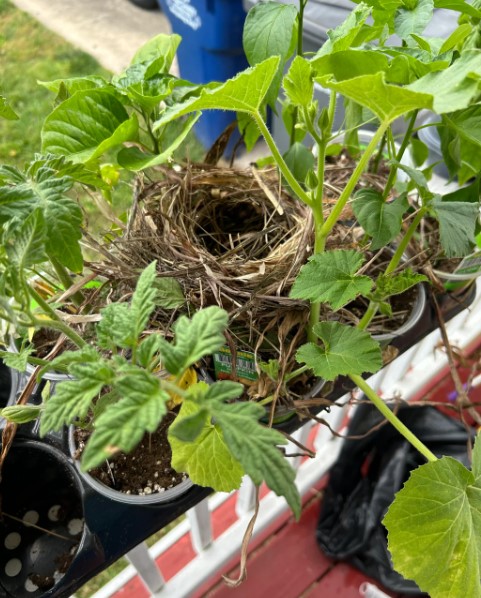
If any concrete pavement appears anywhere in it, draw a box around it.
[11,0,173,73]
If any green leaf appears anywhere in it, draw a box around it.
[374,270,428,301]
[384,435,481,598]
[157,306,229,376]
[41,89,138,162]
[290,250,373,310]
[243,1,297,109]
[154,277,185,308]
[129,33,181,75]
[130,262,159,339]
[315,4,372,57]
[434,0,481,18]
[213,400,301,518]
[0,168,83,272]
[284,56,314,107]
[408,50,481,114]
[0,348,33,373]
[81,369,169,470]
[353,189,409,249]
[154,57,280,130]
[0,95,18,120]
[432,199,479,257]
[40,365,110,435]
[169,400,244,492]
[439,23,472,53]
[1,405,42,424]
[96,303,135,350]
[283,143,315,186]
[4,209,47,271]
[444,105,481,148]
[394,0,434,39]
[117,112,200,171]
[318,72,432,124]
[136,334,163,369]
[38,76,107,99]
[296,322,382,381]
[311,49,390,82]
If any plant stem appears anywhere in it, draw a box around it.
[36,318,87,348]
[253,112,313,208]
[319,123,389,243]
[383,110,418,200]
[49,256,84,307]
[357,301,379,331]
[385,207,427,275]
[350,374,437,463]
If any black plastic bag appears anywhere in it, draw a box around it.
[316,403,472,595]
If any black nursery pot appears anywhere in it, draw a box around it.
[0,440,85,598]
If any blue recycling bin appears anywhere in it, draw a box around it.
[158,0,248,151]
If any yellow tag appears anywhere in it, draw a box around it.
[167,367,197,407]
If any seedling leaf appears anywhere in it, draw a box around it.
[432,199,479,257]
[296,322,382,381]
[290,250,372,309]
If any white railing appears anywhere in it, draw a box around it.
[91,282,481,598]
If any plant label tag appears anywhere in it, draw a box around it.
[213,346,258,383]
[453,250,481,277]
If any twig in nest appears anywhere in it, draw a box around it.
[223,486,260,588]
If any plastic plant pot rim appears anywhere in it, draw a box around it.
[432,267,481,282]
[8,335,73,383]
[67,426,194,505]
[373,281,428,344]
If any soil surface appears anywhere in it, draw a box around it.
[74,412,186,496]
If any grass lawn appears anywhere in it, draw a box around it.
[0,1,110,167]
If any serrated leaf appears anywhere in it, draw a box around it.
[38,75,107,99]
[4,209,47,271]
[284,56,314,108]
[130,261,159,339]
[0,168,83,272]
[41,89,138,162]
[1,405,42,424]
[129,33,181,75]
[311,49,390,82]
[0,348,33,373]
[96,303,134,350]
[157,306,228,376]
[169,400,244,492]
[154,277,185,309]
[0,95,18,120]
[80,369,169,470]
[137,334,163,369]
[315,4,372,57]
[40,371,108,435]
[154,57,280,130]
[212,400,300,518]
[296,321,382,381]
[384,435,481,598]
[444,105,481,149]
[432,199,479,257]
[290,250,372,310]
[374,270,427,301]
[353,189,409,249]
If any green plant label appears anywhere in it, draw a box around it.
[213,346,258,383]
[453,250,481,276]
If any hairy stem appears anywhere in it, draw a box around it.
[49,256,84,307]
[350,374,437,463]
[383,110,418,200]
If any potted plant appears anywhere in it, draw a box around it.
[1,1,481,595]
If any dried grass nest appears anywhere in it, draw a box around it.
[104,163,315,386]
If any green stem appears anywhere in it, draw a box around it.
[320,123,389,243]
[357,301,379,331]
[383,110,418,200]
[28,285,62,321]
[350,374,437,463]
[49,256,84,307]
[33,317,87,349]
[253,112,313,208]
[385,207,427,276]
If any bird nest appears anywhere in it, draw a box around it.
[102,163,315,397]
